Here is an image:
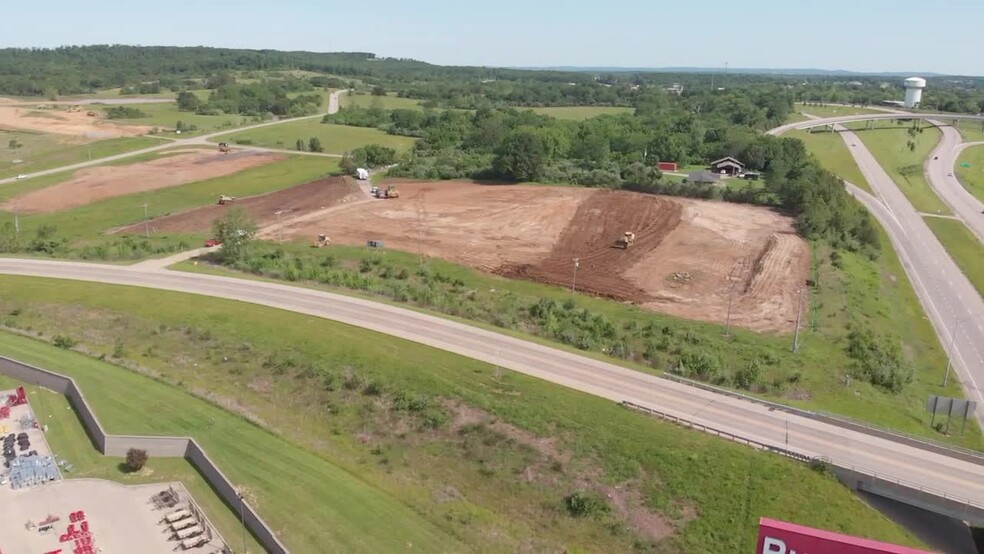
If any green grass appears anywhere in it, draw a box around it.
[957,125,984,143]
[784,112,812,124]
[0,375,265,553]
[0,132,166,179]
[340,92,423,111]
[924,218,984,298]
[791,129,872,192]
[528,106,634,121]
[955,144,984,203]
[104,102,254,136]
[216,120,417,154]
[855,126,950,214]
[10,155,336,244]
[0,278,926,552]
[796,104,888,118]
[175,234,981,450]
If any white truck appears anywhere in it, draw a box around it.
[355,167,370,180]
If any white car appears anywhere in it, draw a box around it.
[947,172,953,177]
[16,174,26,180]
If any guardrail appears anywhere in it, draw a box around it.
[661,372,984,467]
[621,399,984,525]
[0,356,289,554]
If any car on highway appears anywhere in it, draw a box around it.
[948,172,954,177]
[15,174,26,180]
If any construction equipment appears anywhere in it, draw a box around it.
[615,231,636,249]
[217,195,236,205]
[373,185,399,199]
[314,234,331,248]
[86,111,96,117]
[218,142,231,153]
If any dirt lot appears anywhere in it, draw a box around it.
[1,150,282,214]
[130,179,809,331]
[0,106,151,137]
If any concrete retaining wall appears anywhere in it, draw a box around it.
[0,356,289,554]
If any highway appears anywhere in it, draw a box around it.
[0,89,346,186]
[927,124,984,243]
[2,257,984,510]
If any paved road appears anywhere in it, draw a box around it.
[927,126,984,243]
[0,90,347,186]
[834,127,984,418]
[2,257,984,509]
[768,112,984,136]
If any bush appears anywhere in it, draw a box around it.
[733,359,762,390]
[125,448,148,472]
[105,106,147,119]
[563,491,610,518]
[846,328,913,392]
[675,350,720,381]
[53,335,77,349]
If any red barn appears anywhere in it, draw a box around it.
[657,161,678,172]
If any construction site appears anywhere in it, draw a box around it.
[129,178,809,332]
[0,104,152,138]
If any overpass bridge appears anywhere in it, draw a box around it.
[768,112,984,136]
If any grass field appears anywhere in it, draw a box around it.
[104,102,254,136]
[924,217,984,298]
[10,155,336,248]
[216,120,417,154]
[784,112,811,124]
[855,126,949,214]
[791,129,872,192]
[0,372,265,553]
[957,125,984,143]
[796,104,888,118]
[340,92,423,111]
[528,106,634,120]
[0,132,166,179]
[0,278,925,552]
[955,144,984,203]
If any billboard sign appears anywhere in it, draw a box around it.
[757,518,935,554]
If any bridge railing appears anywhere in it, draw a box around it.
[661,372,984,466]
[620,400,984,519]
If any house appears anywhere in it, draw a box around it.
[709,156,745,176]
[688,171,722,186]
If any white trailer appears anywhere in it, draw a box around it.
[355,168,370,180]
[171,517,198,531]
[165,509,192,523]
[175,524,204,540]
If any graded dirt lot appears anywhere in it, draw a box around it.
[1,150,283,214]
[0,105,152,137]
[129,179,809,331]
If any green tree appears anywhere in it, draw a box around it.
[212,207,257,263]
[124,448,148,472]
[493,130,546,181]
[8,139,21,149]
[176,91,201,111]
[308,137,324,152]
[371,85,387,96]
[295,138,306,152]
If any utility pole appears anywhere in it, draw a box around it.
[142,203,150,238]
[87,145,92,162]
[943,314,961,387]
[791,288,805,353]
[571,258,579,293]
[274,210,284,242]
[12,204,19,240]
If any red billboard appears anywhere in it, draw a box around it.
[757,518,936,554]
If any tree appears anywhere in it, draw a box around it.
[308,137,324,153]
[371,85,386,96]
[493,130,546,181]
[125,448,148,472]
[8,139,21,149]
[212,207,257,263]
[295,138,306,152]
[176,91,201,112]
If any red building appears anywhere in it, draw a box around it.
[657,161,678,172]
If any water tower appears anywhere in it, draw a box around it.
[903,77,926,108]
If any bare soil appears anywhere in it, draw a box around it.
[130,178,809,331]
[0,106,151,138]
[2,150,282,214]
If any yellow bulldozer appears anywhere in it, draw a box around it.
[314,234,331,248]
[217,195,236,205]
[373,185,399,199]
[218,142,231,153]
[615,231,636,249]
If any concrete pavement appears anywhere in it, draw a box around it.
[2,258,984,512]
[0,90,347,186]
[927,125,984,244]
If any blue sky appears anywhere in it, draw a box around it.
[3,0,982,75]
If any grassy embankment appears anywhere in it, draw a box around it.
[103,103,254,136]
[924,218,984,298]
[215,119,417,154]
[0,278,926,553]
[852,124,949,214]
[789,129,872,193]
[955,144,984,203]
[0,131,166,179]
[340,92,423,110]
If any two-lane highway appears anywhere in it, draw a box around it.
[3,257,984,509]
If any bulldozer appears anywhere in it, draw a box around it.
[373,185,399,199]
[218,142,231,153]
[314,234,331,248]
[217,195,236,205]
[615,231,636,249]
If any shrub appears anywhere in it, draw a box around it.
[53,335,77,349]
[733,359,762,390]
[564,491,610,518]
[125,448,148,472]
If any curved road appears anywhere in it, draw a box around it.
[927,126,984,243]
[0,89,346,186]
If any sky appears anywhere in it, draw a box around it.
[3,0,982,75]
